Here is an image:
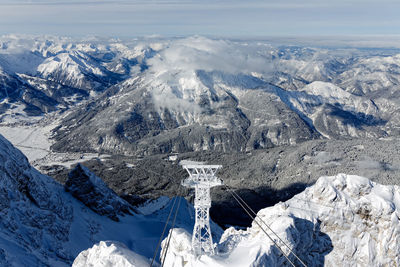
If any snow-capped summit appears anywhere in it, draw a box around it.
[37,51,106,91]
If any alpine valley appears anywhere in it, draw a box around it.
[0,35,400,266]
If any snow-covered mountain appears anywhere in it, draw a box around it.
[76,173,400,266]
[45,37,400,156]
[0,36,143,122]
[2,35,400,150]
[0,132,208,266]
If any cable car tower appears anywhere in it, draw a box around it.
[181,164,223,256]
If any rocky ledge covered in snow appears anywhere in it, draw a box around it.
[79,174,400,266]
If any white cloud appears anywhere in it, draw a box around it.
[147,36,274,75]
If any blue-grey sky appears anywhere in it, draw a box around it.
[1,0,400,38]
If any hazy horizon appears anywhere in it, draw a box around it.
[1,0,400,38]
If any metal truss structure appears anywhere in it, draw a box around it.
[181,164,223,256]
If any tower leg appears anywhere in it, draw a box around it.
[192,206,214,256]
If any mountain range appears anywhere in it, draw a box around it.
[1,35,400,265]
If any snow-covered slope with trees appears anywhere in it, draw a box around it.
[44,36,400,156]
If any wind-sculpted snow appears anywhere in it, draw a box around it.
[72,241,150,267]
[160,174,399,266]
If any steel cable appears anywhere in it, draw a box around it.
[161,192,183,266]
[150,195,178,267]
[225,186,297,267]
[226,185,307,267]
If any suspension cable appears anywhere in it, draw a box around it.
[226,185,307,267]
[226,187,297,267]
[161,193,183,266]
[150,195,178,267]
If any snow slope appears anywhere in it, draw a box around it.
[0,133,211,266]
[82,174,400,266]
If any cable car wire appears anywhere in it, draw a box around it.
[161,191,183,266]
[226,185,307,267]
[150,195,178,267]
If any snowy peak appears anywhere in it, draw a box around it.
[301,81,352,99]
[65,163,134,221]
[37,51,106,90]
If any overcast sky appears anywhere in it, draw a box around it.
[1,0,400,38]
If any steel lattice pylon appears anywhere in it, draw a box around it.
[181,164,223,256]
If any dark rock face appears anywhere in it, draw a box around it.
[65,163,134,221]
